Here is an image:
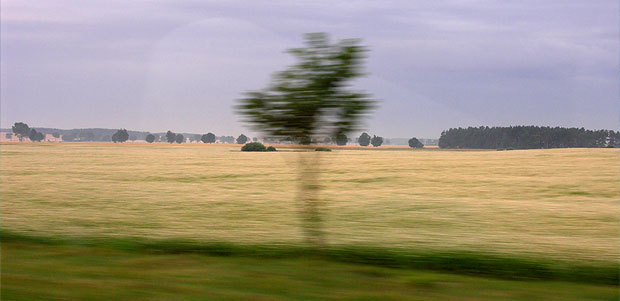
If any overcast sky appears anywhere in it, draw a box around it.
[2,0,617,138]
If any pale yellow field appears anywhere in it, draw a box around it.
[1,143,618,264]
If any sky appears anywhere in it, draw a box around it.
[1,0,618,138]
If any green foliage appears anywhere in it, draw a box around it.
[266,146,277,152]
[3,231,618,285]
[201,132,216,143]
[166,131,176,143]
[371,135,383,147]
[315,147,332,152]
[408,137,424,149]
[175,134,184,144]
[241,142,267,152]
[145,134,155,143]
[236,134,249,144]
[236,33,376,143]
[52,132,60,138]
[29,129,45,142]
[112,129,129,143]
[335,133,348,146]
[12,122,30,141]
[439,126,620,149]
[358,132,371,146]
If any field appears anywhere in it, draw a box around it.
[1,143,619,297]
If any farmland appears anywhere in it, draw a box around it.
[1,143,618,297]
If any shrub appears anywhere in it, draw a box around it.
[241,142,267,152]
[266,146,277,152]
[315,147,332,152]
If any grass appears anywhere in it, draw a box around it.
[1,143,618,283]
[2,240,618,300]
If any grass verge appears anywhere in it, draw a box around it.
[2,230,617,285]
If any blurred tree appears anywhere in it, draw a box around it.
[29,129,45,142]
[52,132,60,138]
[335,134,348,146]
[166,131,176,143]
[408,137,424,149]
[371,135,383,147]
[201,132,216,143]
[175,134,184,144]
[253,137,258,142]
[12,122,30,141]
[236,33,376,246]
[112,129,129,143]
[146,134,155,143]
[236,134,249,144]
[358,132,371,146]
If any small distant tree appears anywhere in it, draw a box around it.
[323,137,332,144]
[236,134,248,144]
[52,132,60,138]
[408,137,424,149]
[201,132,216,143]
[112,129,129,143]
[371,135,383,147]
[358,132,371,146]
[166,131,176,143]
[5,133,12,139]
[335,134,348,146]
[175,134,184,144]
[29,129,45,142]
[12,122,30,141]
[193,134,201,142]
[146,134,155,143]
[253,137,258,142]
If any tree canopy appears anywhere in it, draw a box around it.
[371,135,383,147]
[175,134,184,144]
[358,132,371,146]
[166,131,176,143]
[408,137,424,149]
[112,129,129,143]
[145,134,155,143]
[236,134,249,144]
[236,33,375,144]
[201,133,216,143]
[29,129,45,142]
[12,122,30,141]
[111,129,129,143]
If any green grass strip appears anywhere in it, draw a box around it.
[2,230,617,285]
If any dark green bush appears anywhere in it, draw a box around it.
[315,147,332,152]
[241,142,267,152]
[266,146,277,152]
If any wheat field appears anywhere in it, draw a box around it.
[1,143,617,265]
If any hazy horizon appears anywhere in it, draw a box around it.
[2,1,618,138]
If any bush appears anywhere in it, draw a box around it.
[315,147,332,152]
[266,146,277,152]
[241,142,267,152]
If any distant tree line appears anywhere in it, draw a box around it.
[438,126,620,149]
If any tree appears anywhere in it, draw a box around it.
[371,135,383,147]
[323,137,332,144]
[175,134,184,144]
[201,132,216,143]
[12,122,30,141]
[236,33,376,246]
[145,134,155,143]
[52,132,60,138]
[236,134,248,144]
[112,129,129,143]
[408,137,424,148]
[5,133,12,139]
[358,132,371,146]
[166,131,176,143]
[335,134,348,146]
[253,137,258,142]
[29,129,45,142]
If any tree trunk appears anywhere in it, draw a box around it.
[297,151,325,247]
